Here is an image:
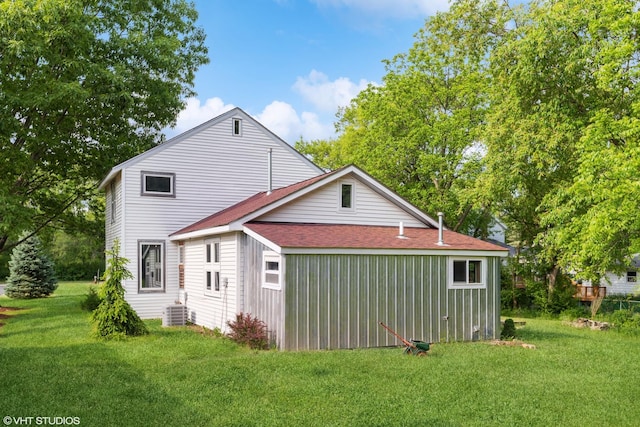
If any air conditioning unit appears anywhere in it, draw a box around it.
[163,304,187,327]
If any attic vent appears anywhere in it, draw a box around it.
[162,304,187,327]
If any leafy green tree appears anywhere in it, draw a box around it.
[482,0,640,287]
[298,0,510,234]
[536,0,640,282]
[92,241,148,338]
[5,232,57,299]
[0,0,208,253]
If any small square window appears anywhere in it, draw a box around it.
[450,258,486,288]
[263,252,281,290]
[627,271,636,282]
[141,172,175,197]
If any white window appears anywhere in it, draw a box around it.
[205,238,221,296]
[627,271,636,282]
[139,241,165,292]
[262,251,282,290]
[338,180,355,212]
[109,181,117,224]
[141,171,175,197]
[232,118,242,136]
[449,257,486,289]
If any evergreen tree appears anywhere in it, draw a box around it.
[91,242,148,338]
[6,232,57,299]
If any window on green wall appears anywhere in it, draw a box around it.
[449,258,486,288]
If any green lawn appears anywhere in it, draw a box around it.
[1,283,639,426]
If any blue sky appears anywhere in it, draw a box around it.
[168,0,450,143]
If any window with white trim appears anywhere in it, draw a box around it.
[141,171,175,197]
[449,257,486,288]
[139,241,165,292]
[262,251,282,290]
[627,271,636,282]
[205,238,221,296]
[338,180,355,212]
[232,118,242,136]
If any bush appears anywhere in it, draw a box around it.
[227,313,269,350]
[501,318,517,340]
[80,287,102,312]
[5,232,57,299]
[608,310,640,335]
[91,242,147,339]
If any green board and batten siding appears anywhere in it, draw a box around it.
[243,236,501,350]
[284,255,500,350]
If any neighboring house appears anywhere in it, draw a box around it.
[586,256,640,297]
[98,108,323,318]
[170,164,508,350]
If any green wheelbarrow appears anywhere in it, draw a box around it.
[379,321,431,356]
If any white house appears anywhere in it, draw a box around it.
[170,165,508,350]
[98,108,323,318]
[100,108,508,349]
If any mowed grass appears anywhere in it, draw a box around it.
[1,283,640,426]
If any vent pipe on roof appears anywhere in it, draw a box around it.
[437,212,445,246]
[267,148,273,195]
[397,221,408,239]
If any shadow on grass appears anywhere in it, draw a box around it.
[0,342,214,426]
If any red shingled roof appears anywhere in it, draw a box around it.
[244,222,507,252]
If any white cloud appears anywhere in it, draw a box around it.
[311,0,450,19]
[293,70,370,112]
[255,101,335,143]
[171,97,235,134]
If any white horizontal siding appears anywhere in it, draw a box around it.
[602,273,638,295]
[183,233,239,331]
[260,177,426,227]
[117,114,320,318]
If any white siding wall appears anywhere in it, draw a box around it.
[183,233,239,331]
[117,113,320,318]
[602,273,639,295]
[260,177,426,227]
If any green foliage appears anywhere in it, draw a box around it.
[608,310,640,336]
[46,229,105,281]
[5,232,57,299]
[226,313,269,350]
[0,0,208,253]
[91,243,147,338]
[80,286,102,312]
[500,318,517,340]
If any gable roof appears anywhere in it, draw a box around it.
[244,222,508,254]
[169,165,440,240]
[98,107,322,189]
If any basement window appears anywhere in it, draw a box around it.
[262,251,282,290]
[449,258,486,289]
[141,171,175,197]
